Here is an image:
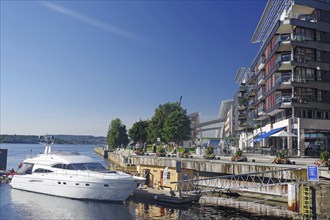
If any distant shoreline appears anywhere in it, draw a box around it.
[0,134,106,145]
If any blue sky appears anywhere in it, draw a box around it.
[1,1,266,136]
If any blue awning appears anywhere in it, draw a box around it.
[253,127,285,142]
[253,132,265,142]
[260,127,285,139]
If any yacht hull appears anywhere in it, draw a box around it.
[10,174,141,201]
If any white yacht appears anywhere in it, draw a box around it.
[10,143,145,201]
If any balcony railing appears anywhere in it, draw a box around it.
[292,35,315,42]
[275,34,291,46]
[293,95,318,103]
[275,73,291,84]
[286,11,318,23]
[257,72,265,85]
[257,105,265,115]
[275,96,282,105]
[257,57,265,70]
[275,53,291,65]
[282,95,292,103]
[297,14,317,23]
[293,54,316,63]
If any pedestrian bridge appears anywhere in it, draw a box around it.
[171,168,307,196]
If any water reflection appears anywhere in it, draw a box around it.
[10,189,133,220]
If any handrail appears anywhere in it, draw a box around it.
[171,168,307,196]
[171,167,303,184]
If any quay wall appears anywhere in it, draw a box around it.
[104,150,330,218]
[129,156,307,180]
[94,147,111,159]
[314,180,330,220]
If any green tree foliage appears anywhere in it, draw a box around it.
[148,102,190,143]
[129,120,149,144]
[162,110,191,143]
[107,118,128,148]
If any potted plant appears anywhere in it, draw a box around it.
[314,150,329,167]
[156,148,166,157]
[135,147,144,156]
[179,148,190,158]
[272,150,291,164]
[230,149,247,162]
[203,146,215,160]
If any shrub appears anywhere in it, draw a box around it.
[320,150,329,161]
[235,149,243,157]
[276,151,285,159]
[156,148,166,157]
[205,146,214,155]
[179,148,190,158]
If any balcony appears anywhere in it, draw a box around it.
[292,35,315,42]
[275,53,292,71]
[256,105,268,121]
[257,89,265,100]
[257,105,266,115]
[257,57,265,71]
[248,105,255,110]
[275,73,292,89]
[293,54,316,64]
[239,84,247,92]
[237,104,247,111]
[247,91,255,97]
[296,14,317,23]
[257,72,265,85]
[276,34,291,52]
[280,95,293,108]
[239,114,247,120]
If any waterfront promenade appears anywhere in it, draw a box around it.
[96,147,330,219]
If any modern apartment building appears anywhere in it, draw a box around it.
[248,0,330,156]
[233,68,256,149]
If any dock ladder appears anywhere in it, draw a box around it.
[300,184,311,219]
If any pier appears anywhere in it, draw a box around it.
[95,147,330,219]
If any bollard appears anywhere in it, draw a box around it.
[288,183,298,212]
[0,149,8,170]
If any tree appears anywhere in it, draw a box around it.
[107,118,128,148]
[148,102,190,143]
[129,120,149,144]
[148,102,182,142]
[162,110,191,143]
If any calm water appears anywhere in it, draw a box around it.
[0,144,291,220]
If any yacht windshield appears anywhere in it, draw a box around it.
[18,163,34,174]
[52,162,106,171]
[68,163,106,171]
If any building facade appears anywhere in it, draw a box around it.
[246,0,330,156]
[232,68,256,150]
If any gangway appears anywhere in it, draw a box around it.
[171,168,307,197]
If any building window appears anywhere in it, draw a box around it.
[295,87,318,102]
[294,47,316,63]
[293,27,315,41]
[257,89,263,100]
[294,67,317,82]
[307,110,313,118]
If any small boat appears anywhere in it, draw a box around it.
[10,139,145,201]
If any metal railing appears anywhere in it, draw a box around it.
[171,168,306,196]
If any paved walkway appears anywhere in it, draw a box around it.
[221,153,319,166]
[119,148,321,166]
